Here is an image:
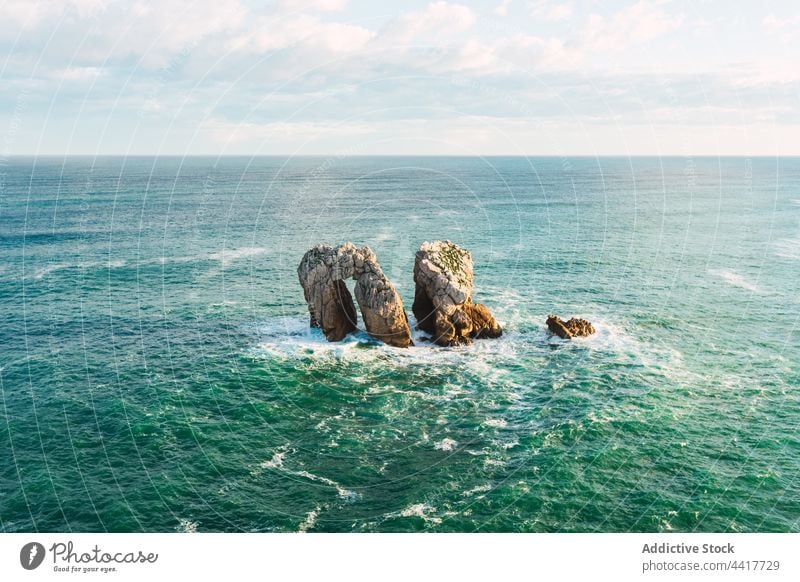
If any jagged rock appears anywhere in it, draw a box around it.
[464,303,503,339]
[546,315,595,339]
[412,240,502,346]
[298,243,412,347]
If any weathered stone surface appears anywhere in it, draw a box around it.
[464,303,503,339]
[546,315,595,339]
[298,243,412,347]
[320,279,357,341]
[412,240,502,346]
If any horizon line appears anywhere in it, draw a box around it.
[4,153,799,159]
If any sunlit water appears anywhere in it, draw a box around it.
[1,156,798,532]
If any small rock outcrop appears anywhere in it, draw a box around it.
[298,243,413,347]
[412,240,502,346]
[546,315,595,339]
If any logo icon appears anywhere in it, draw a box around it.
[20,542,46,570]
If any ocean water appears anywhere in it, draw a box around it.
[1,155,798,533]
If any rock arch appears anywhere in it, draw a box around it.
[297,242,413,347]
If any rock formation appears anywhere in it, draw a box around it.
[546,315,595,339]
[412,240,502,346]
[297,243,413,347]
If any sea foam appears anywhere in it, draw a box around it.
[708,268,763,293]
[209,247,270,266]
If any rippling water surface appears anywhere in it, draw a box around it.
[1,156,798,532]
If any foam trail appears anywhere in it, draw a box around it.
[383,503,443,525]
[210,247,269,266]
[298,507,321,532]
[259,446,357,500]
[708,269,762,293]
[434,438,458,451]
[774,238,800,260]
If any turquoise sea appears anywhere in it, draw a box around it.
[1,156,798,532]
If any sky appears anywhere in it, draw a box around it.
[1,0,799,155]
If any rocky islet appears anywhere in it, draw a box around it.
[299,240,594,347]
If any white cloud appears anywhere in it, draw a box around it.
[413,1,683,75]
[723,61,800,88]
[0,0,105,30]
[51,66,103,81]
[3,0,799,155]
[228,14,374,54]
[494,0,512,17]
[279,0,349,11]
[1,0,45,25]
[762,13,800,31]
[0,0,249,68]
[496,33,582,71]
[377,2,477,45]
[125,0,248,57]
[529,1,573,22]
[583,0,684,53]
[190,113,800,156]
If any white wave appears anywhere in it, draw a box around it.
[248,307,688,389]
[371,231,394,243]
[482,418,508,428]
[774,237,800,260]
[400,503,428,517]
[395,503,442,525]
[294,470,357,501]
[176,518,198,533]
[462,484,492,497]
[156,255,197,265]
[249,313,525,380]
[434,438,458,451]
[708,268,763,293]
[587,410,614,425]
[298,507,321,533]
[209,247,269,267]
[575,314,690,381]
[259,445,356,501]
[483,458,506,468]
[32,263,70,279]
[30,259,127,279]
[260,450,287,469]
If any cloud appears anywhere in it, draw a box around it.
[0,0,47,28]
[494,0,512,17]
[762,13,800,31]
[583,0,684,53]
[279,0,350,11]
[227,13,374,54]
[377,2,477,46]
[50,66,103,81]
[2,0,798,155]
[0,0,248,69]
[414,1,683,76]
[529,1,573,22]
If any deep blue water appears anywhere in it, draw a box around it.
[1,156,798,532]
